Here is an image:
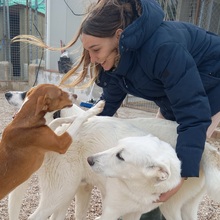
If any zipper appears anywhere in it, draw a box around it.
[123,77,128,88]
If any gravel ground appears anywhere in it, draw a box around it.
[0,90,220,220]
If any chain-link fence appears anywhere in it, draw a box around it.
[0,0,45,81]
[159,0,220,33]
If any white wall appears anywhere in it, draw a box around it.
[43,0,101,103]
[29,65,102,102]
[45,0,96,71]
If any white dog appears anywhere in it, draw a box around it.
[87,135,181,220]
[4,91,220,220]
[87,127,220,220]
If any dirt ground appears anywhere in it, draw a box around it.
[0,90,220,220]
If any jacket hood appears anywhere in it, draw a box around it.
[119,0,164,51]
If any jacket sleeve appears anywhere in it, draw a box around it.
[96,73,127,116]
[152,43,212,177]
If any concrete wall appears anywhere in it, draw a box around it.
[28,65,102,102]
[45,0,96,71]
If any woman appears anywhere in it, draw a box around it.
[14,0,220,219]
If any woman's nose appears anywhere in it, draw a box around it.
[89,53,97,64]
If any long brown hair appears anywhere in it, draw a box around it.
[12,0,141,88]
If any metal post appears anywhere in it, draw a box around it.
[195,0,201,25]
[2,0,6,60]
[5,0,12,78]
[35,0,38,64]
[207,0,214,30]
[26,0,29,65]
[29,0,32,63]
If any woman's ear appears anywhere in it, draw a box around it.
[115,29,123,40]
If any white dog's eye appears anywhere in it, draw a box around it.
[116,152,124,161]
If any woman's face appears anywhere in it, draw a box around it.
[81,32,120,71]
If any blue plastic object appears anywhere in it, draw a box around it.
[80,102,94,108]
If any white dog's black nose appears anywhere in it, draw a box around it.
[87,156,95,166]
[5,92,12,100]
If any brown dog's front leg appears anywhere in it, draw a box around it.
[55,132,72,154]
[42,101,105,154]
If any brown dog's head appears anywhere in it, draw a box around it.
[26,84,77,115]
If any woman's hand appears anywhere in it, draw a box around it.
[155,178,185,203]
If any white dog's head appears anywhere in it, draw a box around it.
[5,91,27,108]
[88,135,181,191]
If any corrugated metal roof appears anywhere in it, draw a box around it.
[0,0,45,14]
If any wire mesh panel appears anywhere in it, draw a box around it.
[157,0,220,35]
[0,0,45,81]
[123,0,220,112]
[122,95,159,113]
[158,0,178,20]
[198,0,220,35]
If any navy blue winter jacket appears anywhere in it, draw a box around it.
[96,0,220,177]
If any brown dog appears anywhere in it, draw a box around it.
[0,84,104,200]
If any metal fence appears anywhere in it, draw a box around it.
[124,0,220,112]
[158,0,220,32]
[0,0,45,81]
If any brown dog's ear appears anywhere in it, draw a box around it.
[35,95,51,116]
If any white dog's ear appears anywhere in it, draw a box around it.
[155,163,171,182]
[143,162,171,183]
